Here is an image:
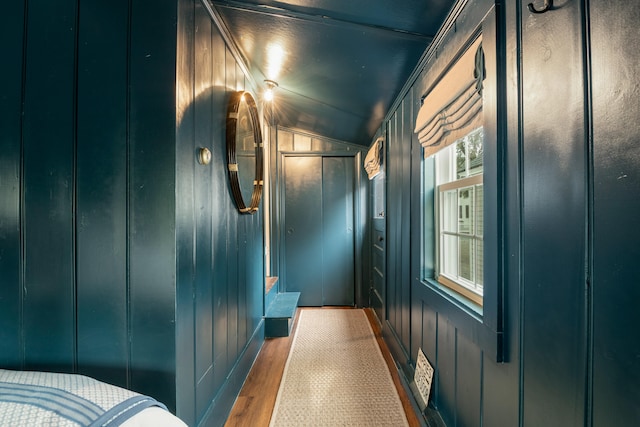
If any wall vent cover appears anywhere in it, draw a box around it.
[412,348,434,410]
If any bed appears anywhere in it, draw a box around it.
[0,369,188,427]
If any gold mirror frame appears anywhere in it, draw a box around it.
[226,91,264,214]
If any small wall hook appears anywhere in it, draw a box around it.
[528,0,553,14]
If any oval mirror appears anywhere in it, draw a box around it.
[226,91,264,214]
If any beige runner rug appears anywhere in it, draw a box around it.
[269,309,409,427]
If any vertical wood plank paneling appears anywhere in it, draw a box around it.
[244,210,256,331]
[400,96,412,351]
[22,0,77,371]
[482,354,519,427]
[76,0,129,386]
[590,3,640,425]
[387,112,398,327]
[237,218,248,357]
[2,0,268,422]
[255,208,263,324]
[128,0,177,409]
[409,84,426,362]
[225,46,239,365]
[521,2,587,425]
[237,212,248,354]
[393,109,403,334]
[421,304,438,365]
[436,317,456,427]
[174,6,266,421]
[193,2,214,421]
[456,332,482,427]
[250,210,264,331]
[409,297,422,366]
[175,0,196,422]
[385,119,394,323]
[0,0,25,368]
[211,26,229,394]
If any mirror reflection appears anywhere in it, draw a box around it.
[236,98,257,205]
[226,91,263,214]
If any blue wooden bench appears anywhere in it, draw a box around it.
[265,287,300,338]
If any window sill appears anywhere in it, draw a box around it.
[435,275,484,308]
[424,277,483,317]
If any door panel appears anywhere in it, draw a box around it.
[284,156,324,306]
[322,157,354,306]
[283,155,355,306]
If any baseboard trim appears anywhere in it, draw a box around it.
[382,320,412,377]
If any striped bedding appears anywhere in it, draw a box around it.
[0,369,182,427]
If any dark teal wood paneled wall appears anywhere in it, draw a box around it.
[590,2,640,425]
[0,0,178,408]
[521,1,587,424]
[128,0,179,407]
[386,99,412,358]
[377,1,640,426]
[177,1,265,425]
[0,0,24,371]
[76,0,130,386]
[22,0,77,372]
[383,1,516,425]
[0,1,265,425]
[176,1,197,421]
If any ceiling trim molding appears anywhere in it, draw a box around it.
[211,0,435,42]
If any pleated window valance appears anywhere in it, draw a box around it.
[415,37,485,158]
[364,137,383,180]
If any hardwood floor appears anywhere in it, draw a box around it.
[224,307,422,427]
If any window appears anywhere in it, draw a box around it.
[434,128,484,306]
[414,6,503,361]
[415,34,485,309]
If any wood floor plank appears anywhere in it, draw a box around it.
[224,309,300,426]
[224,307,422,426]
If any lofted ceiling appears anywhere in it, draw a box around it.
[210,0,455,146]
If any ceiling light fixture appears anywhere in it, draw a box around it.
[264,79,279,102]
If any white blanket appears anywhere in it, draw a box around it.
[0,370,187,427]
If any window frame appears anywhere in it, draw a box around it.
[415,5,504,362]
[436,171,484,306]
